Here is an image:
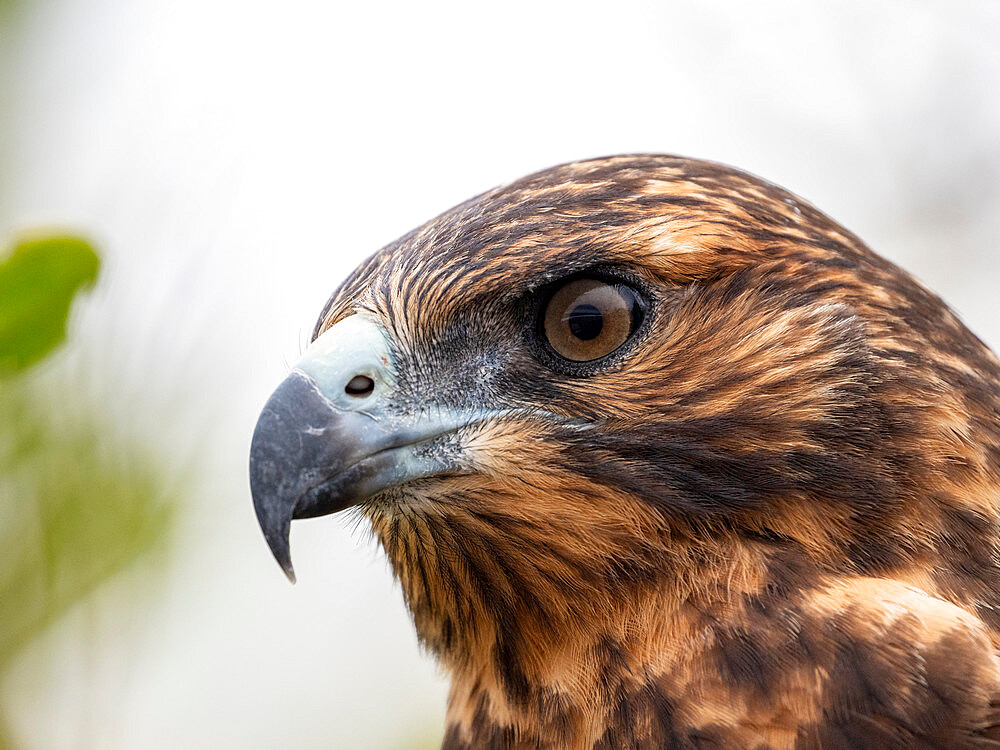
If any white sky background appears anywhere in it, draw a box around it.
[1,0,998,748]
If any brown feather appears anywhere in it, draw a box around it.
[316,155,1000,749]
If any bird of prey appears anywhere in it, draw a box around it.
[249,155,1000,749]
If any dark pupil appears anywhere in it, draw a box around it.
[567,303,603,340]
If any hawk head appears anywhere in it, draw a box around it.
[249,155,1000,747]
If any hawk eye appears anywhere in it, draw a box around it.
[541,278,645,363]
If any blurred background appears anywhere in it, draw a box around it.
[0,1,998,747]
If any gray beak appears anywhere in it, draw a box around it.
[249,314,473,582]
[250,370,379,581]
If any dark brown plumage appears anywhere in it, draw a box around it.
[251,155,1000,749]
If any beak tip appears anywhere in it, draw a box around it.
[259,518,298,584]
[266,533,298,584]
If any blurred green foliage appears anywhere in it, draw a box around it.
[0,235,174,749]
[0,236,99,374]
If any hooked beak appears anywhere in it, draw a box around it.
[249,314,468,582]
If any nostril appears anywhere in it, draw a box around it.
[345,374,375,397]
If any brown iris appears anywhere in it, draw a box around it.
[542,278,644,362]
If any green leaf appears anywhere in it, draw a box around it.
[0,235,100,374]
[0,233,175,746]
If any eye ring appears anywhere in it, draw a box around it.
[534,274,648,370]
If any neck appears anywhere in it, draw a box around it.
[369,494,784,749]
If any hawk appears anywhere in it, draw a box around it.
[249,155,1000,749]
